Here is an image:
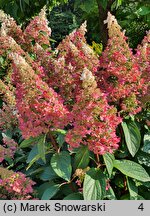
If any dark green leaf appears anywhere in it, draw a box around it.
[56,134,65,148]
[136,6,150,16]
[127,177,138,200]
[114,160,150,182]
[41,183,60,200]
[79,0,98,13]
[20,136,39,148]
[37,134,46,163]
[105,186,116,200]
[63,193,83,200]
[26,145,38,163]
[61,183,77,196]
[24,0,29,5]
[37,182,55,198]
[39,166,57,181]
[51,151,72,181]
[103,153,115,177]
[83,168,106,200]
[122,121,141,157]
[74,145,89,170]
[26,145,41,170]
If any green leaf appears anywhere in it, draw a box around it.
[61,183,77,196]
[37,134,46,163]
[142,133,150,154]
[83,168,106,200]
[79,0,98,14]
[26,145,41,170]
[39,166,57,181]
[56,133,66,148]
[51,151,72,181]
[37,182,56,198]
[127,177,138,200]
[26,155,41,170]
[41,183,60,200]
[136,6,150,16]
[114,160,150,182]
[122,121,141,157]
[63,193,83,200]
[116,0,122,9]
[20,136,39,148]
[74,145,89,170]
[103,153,115,177]
[137,151,150,167]
[24,0,29,5]
[26,145,38,163]
[105,186,116,200]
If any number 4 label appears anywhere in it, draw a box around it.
[138,203,144,211]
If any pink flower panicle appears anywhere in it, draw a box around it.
[135,31,150,108]
[0,103,18,131]
[0,10,149,156]
[0,171,35,200]
[96,12,146,115]
[50,24,99,103]
[65,68,122,155]
[0,10,25,45]
[24,7,51,48]
[9,53,69,139]
[0,136,17,162]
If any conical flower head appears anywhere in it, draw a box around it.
[10,53,69,138]
[0,10,25,45]
[65,67,122,155]
[97,12,144,114]
[24,7,51,47]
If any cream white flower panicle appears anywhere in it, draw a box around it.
[0,10,15,31]
[0,24,7,37]
[39,6,47,19]
[0,10,9,22]
[81,42,96,56]
[9,52,26,66]
[0,9,25,45]
[140,30,150,58]
[69,41,79,52]
[39,6,51,36]
[79,21,87,34]
[69,21,87,39]
[104,12,122,37]
[0,10,11,36]
[80,68,97,90]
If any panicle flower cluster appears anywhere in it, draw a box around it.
[0,146,5,162]
[33,23,99,103]
[0,103,18,131]
[0,33,25,56]
[0,79,15,106]
[0,9,149,156]
[0,168,35,200]
[135,31,150,108]
[47,23,99,102]
[9,53,69,139]
[0,134,18,162]
[65,68,122,155]
[0,32,44,77]
[24,7,51,48]
[0,10,25,45]
[97,12,146,115]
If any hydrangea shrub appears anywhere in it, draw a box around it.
[0,8,149,200]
